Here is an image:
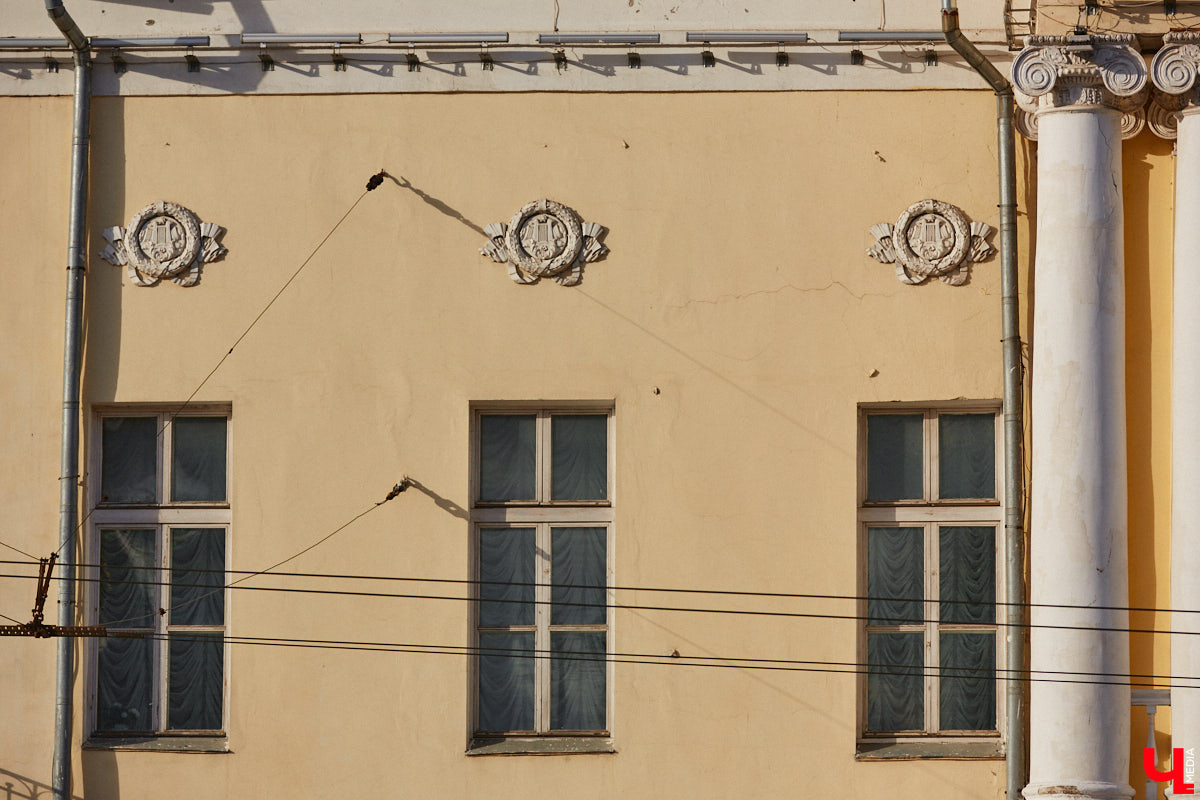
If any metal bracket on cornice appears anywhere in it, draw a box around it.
[258,42,274,71]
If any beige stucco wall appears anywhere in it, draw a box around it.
[3,89,1025,799]
[0,94,74,799]
[1123,129,1176,787]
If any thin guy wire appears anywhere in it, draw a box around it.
[49,186,375,562]
[0,539,38,560]
[4,557,1193,617]
[96,484,404,627]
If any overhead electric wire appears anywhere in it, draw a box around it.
[120,630,1195,690]
[151,630,1198,684]
[1,556,1192,617]
[45,173,388,564]
[1,569,1194,641]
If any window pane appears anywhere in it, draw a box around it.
[168,633,224,731]
[866,414,923,501]
[940,526,995,624]
[939,413,995,499]
[940,632,996,731]
[97,636,154,732]
[479,415,536,501]
[101,417,157,503]
[171,417,227,502]
[867,632,924,732]
[552,527,606,625]
[551,632,606,731]
[867,527,923,625]
[479,528,534,627]
[171,528,226,626]
[551,414,607,501]
[477,632,534,732]
[99,529,155,626]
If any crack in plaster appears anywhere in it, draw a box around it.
[666,280,895,310]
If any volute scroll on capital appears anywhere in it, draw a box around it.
[1148,33,1200,139]
[1151,32,1200,95]
[1012,33,1149,137]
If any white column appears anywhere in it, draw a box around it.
[1013,34,1148,800]
[1151,31,1200,767]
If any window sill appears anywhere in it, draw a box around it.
[855,740,1004,761]
[84,736,230,754]
[466,737,616,756]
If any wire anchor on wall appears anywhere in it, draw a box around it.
[0,553,106,638]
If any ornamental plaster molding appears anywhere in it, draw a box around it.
[1152,32,1200,95]
[1015,107,1039,140]
[98,200,226,287]
[1147,90,1182,140]
[480,198,608,286]
[1012,34,1148,133]
[1148,33,1200,139]
[1121,106,1147,139]
[866,199,995,286]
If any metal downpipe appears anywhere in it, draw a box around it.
[44,0,87,51]
[942,8,1026,800]
[48,0,91,796]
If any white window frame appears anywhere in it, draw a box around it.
[468,404,615,752]
[85,405,232,744]
[856,402,1004,750]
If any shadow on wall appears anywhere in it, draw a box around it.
[81,0,277,94]
[1,755,110,800]
[81,749,119,800]
[0,744,120,797]
[404,476,469,521]
[83,94,127,407]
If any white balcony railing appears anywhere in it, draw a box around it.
[1133,689,1172,800]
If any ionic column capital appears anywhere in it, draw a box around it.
[1013,34,1148,135]
[1149,33,1200,139]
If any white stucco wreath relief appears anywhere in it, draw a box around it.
[99,200,227,287]
[480,199,608,286]
[866,199,995,286]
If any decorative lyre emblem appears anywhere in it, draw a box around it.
[142,215,185,262]
[521,213,569,260]
[99,200,227,287]
[867,199,995,286]
[480,199,609,286]
[911,214,955,261]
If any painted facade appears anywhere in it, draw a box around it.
[0,2,1185,799]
